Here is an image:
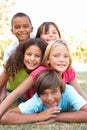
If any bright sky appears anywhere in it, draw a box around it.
[14,0,87,36]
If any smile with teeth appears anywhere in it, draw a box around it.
[20,34,26,37]
[28,63,36,67]
[57,64,66,67]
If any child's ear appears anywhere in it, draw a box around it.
[11,28,14,34]
[31,26,33,33]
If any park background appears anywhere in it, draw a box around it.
[0,0,87,129]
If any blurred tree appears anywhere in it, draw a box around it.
[0,0,15,64]
[0,0,15,35]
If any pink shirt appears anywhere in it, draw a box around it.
[62,67,76,83]
[30,66,50,81]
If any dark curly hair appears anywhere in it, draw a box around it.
[4,38,47,80]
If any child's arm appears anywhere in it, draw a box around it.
[0,75,34,118]
[1,107,39,124]
[0,70,9,102]
[66,67,87,101]
[0,84,7,103]
[1,106,60,124]
[69,78,87,101]
[36,104,87,124]
[0,69,9,88]
[55,104,87,123]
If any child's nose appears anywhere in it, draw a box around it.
[49,33,54,37]
[59,56,65,61]
[19,27,25,31]
[30,55,35,60]
[47,94,53,101]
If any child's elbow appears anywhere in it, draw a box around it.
[1,113,10,125]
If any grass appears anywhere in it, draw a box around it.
[0,71,87,130]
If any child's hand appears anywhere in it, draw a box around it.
[36,106,61,122]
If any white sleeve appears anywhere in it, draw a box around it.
[3,41,19,65]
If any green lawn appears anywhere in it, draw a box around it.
[0,71,87,130]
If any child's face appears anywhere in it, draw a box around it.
[48,44,70,74]
[40,25,60,44]
[23,45,42,72]
[11,16,33,41]
[40,87,61,108]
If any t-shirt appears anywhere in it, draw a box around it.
[7,68,36,99]
[19,84,87,114]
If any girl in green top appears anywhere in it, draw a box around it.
[0,38,47,102]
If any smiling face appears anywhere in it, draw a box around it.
[48,44,70,74]
[36,70,64,108]
[40,87,61,108]
[40,24,60,44]
[11,16,33,41]
[23,45,42,72]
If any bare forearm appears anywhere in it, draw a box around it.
[0,92,19,118]
[69,79,87,101]
[56,111,87,123]
[0,84,7,103]
[0,70,8,88]
[1,112,39,124]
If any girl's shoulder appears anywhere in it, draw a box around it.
[30,66,50,81]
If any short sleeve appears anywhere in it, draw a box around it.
[62,67,76,83]
[18,93,43,114]
[3,41,19,65]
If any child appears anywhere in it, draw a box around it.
[0,40,87,118]
[0,12,33,102]
[1,69,87,124]
[36,21,61,44]
[0,38,47,102]
[3,12,33,65]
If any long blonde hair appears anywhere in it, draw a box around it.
[42,39,72,69]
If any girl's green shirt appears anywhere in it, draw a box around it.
[6,68,28,91]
